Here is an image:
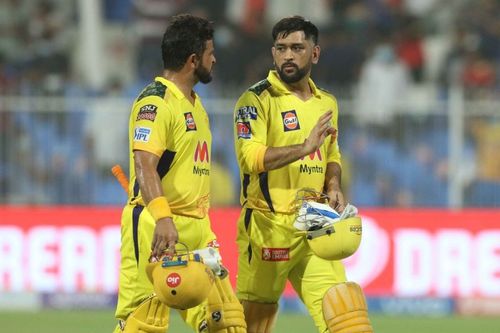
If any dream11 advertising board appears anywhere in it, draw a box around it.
[0,207,499,299]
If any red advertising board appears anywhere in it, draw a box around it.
[1,206,499,298]
[344,209,500,298]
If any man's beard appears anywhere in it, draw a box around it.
[195,64,212,84]
[276,62,311,84]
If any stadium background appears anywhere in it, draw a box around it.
[0,0,499,332]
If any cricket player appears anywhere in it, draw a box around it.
[233,16,372,332]
[114,14,245,333]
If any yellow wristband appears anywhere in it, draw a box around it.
[147,196,172,221]
[254,145,268,173]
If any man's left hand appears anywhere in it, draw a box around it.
[328,188,346,213]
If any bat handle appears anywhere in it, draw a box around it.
[111,164,129,193]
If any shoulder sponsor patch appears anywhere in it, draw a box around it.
[237,121,251,139]
[136,104,157,121]
[235,106,257,122]
[133,126,151,142]
[281,110,300,131]
[184,112,197,131]
[262,248,290,261]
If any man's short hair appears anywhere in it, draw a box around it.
[161,14,214,70]
[272,16,319,44]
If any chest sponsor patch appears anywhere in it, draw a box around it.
[235,105,257,122]
[136,104,157,121]
[237,121,251,139]
[281,110,300,131]
[262,248,290,261]
[133,126,151,142]
[184,112,197,131]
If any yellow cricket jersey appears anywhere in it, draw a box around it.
[233,70,341,214]
[128,77,211,218]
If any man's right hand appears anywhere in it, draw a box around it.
[303,111,335,155]
[151,217,178,259]
[262,111,337,171]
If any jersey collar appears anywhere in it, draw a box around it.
[155,76,195,101]
[267,70,321,98]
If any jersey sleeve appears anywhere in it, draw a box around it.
[326,97,342,166]
[233,91,268,174]
[131,96,172,157]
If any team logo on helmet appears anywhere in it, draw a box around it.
[281,110,300,131]
[350,225,362,235]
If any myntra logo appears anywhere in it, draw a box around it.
[194,141,210,162]
[300,149,322,161]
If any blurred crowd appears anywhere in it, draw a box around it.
[0,0,498,207]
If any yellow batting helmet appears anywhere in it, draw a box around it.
[146,250,215,310]
[306,216,362,260]
[294,188,362,260]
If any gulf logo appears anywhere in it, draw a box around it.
[281,110,300,131]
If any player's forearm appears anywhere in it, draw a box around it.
[263,143,309,171]
[134,151,164,203]
[136,166,164,203]
[324,162,342,192]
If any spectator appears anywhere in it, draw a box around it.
[84,79,129,176]
[462,51,496,98]
[395,16,426,82]
[316,25,364,95]
[467,119,500,206]
[355,41,411,137]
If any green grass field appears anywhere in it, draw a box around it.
[1,310,499,333]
